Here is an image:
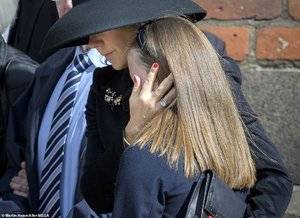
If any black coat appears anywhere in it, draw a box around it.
[0,47,84,213]
[7,0,59,63]
[1,47,90,214]
[24,47,88,213]
[24,47,86,213]
[81,33,293,217]
[0,36,38,193]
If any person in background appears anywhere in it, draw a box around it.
[7,0,59,62]
[43,0,293,217]
[2,0,108,217]
[0,0,19,42]
[0,0,38,197]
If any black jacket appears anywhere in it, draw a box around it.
[1,47,88,213]
[0,36,38,193]
[25,47,88,213]
[8,0,58,63]
[82,33,293,217]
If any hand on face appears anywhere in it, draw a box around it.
[10,162,29,198]
[125,63,176,143]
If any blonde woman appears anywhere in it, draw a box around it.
[111,16,256,217]
[43,0,292,216]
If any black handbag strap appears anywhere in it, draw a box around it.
[186,170,248,218]
[185,171,212,218]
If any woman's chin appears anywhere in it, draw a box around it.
[111,62,127,71]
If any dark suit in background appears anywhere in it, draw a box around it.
[1,47,79,212]
[4,47,100,216]
[25,47,76,212]
[8,0,58,63]
[0,35,38,194]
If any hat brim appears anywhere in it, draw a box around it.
[42,0,206,55]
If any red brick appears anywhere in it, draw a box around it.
[289,0,300,20]
[199,26,250,61]
[256,27,300,60]
[194,0,282,20]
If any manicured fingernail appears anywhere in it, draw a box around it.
[152,63,159,69]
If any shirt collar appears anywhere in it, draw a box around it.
[74,46,110,69]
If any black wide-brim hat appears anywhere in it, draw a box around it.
[42,0,206,54]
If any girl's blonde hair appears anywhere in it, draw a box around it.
[131,16,256,189]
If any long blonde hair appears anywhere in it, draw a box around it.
[131,16,256,189]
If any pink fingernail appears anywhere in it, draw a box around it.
[152,63,159,69]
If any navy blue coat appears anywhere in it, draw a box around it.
[113,146,248,217]
[113,146,196,217]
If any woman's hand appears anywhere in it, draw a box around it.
[125,63,176,143]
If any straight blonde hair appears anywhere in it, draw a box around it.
[131,16,256,189]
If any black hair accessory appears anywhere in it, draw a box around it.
[136,15,191,51]
[136,21,153,51]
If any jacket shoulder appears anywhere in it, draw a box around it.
[203,31,226,56]
[35,47,76,76]
[4,46,38,92]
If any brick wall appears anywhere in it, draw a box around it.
[193,1,300,216]
[194,0,300,64]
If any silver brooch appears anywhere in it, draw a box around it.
[104,88,123,107]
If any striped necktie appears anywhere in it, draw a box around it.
[39,53,92,217]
